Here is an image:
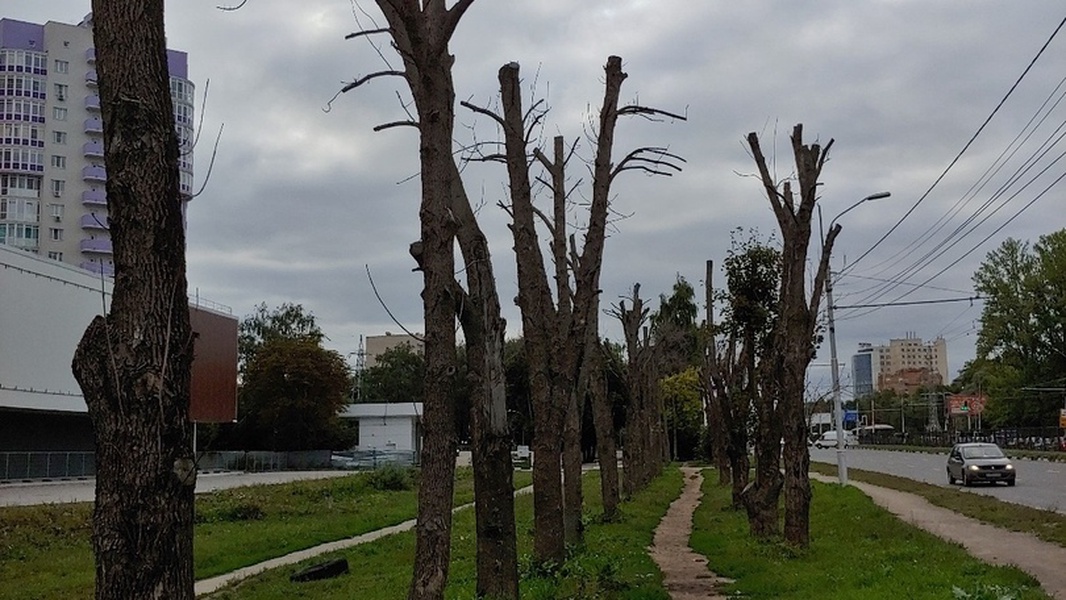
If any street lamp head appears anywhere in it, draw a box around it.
[864,191,891,202]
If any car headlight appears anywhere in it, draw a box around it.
[1005,464,1014,470]
[968,464,980,471]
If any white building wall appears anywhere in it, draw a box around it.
[358,416,416,451]
[0,243,109,412]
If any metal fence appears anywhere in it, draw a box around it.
[1,452,95,481]
[0,450,340,481]
[863,426,1066,452]
[329,449,418,470]
[195,450,333,472]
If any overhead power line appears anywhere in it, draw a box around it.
[834,296,983,310]
[840,13,1066,277]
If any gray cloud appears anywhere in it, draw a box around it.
[13,0,1066,391]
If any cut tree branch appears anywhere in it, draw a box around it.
[345,27,391,40]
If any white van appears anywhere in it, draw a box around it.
[813,430,857,449]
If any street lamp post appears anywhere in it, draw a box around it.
[820,191,890,486]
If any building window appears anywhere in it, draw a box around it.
[0,198,39,221]
[54,83,68,102]
[49,203,63,221]
[49,227,63,241]
[47,250,63,261]
[54,59,69,74]
[52,106,67,121]
[50,155,66,169]
[50,179,65,197]
[53,131,67,145]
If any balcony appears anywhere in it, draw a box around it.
[80,213,109,230]
[84,94,100,111]
[80,238,113,255]
[82,165,107,183]
[80,260,114,276]
[84,117,103,134]
[85,69,98,87]
[82,189,106,206]
[85,47,96,64]
[83,140,104,158]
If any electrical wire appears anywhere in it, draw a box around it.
[840,13,1066,277]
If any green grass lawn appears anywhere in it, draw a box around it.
[690,471,1050,599]
[0,467,531,600]
[809,462,1066,549]
[205,468,682,599]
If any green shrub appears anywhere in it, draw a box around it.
[366,464,414,491]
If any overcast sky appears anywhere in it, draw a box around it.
[8,1,1066,398]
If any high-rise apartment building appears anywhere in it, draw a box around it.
[851,335,949,396]
[0,14,193,275]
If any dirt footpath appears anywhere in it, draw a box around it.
[650,470,1066,600]
[648,467,732,599]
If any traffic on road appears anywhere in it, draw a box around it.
[809,445,1066,513]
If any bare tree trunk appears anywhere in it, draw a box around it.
[723,364,752,508]
[589,340,620,519]
[615,285,653,496]
[703,260,732,486]
[370,3,476,598]
[447,164,518,599]
[562,388,584,547]
[746,124,839,548]
[71,2,195,598]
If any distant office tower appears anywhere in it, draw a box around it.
[852,334,949,396]
[0,14,193,275]
[851,343,876,398]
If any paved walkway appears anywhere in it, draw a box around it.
[812,473,1066,599]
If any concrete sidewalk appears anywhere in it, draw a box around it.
[812,473,1066,599]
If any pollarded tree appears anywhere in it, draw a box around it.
[70,1,196,597]
[342,3,516,598]
[746,124,839,546]
[464,57,684,562]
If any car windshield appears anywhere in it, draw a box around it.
[962,446,1004,459]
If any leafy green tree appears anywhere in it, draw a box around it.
[964,230,1066,426]
[651,276,701,371]
[360,345,425,404]
[235,337,353,451]
[706,231,779,506]
[238,302,323,373]
[660,367,705,460]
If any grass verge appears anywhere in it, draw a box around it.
[809,462,1066,548]
[0,467,532,600]
[690,472,1049,599]
[204,468,683,599]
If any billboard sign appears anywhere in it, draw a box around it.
[947,394,987,416]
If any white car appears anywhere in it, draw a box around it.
[813,430,856,449]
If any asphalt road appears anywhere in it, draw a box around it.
[810,446,1066,514]
[0,470,354,507]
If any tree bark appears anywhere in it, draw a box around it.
[746,124,839,548]
[447,163,518,599]
[71,2,195,598]
[589,340,620,519]
[562,387,584,547]
[371,3,476,597]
